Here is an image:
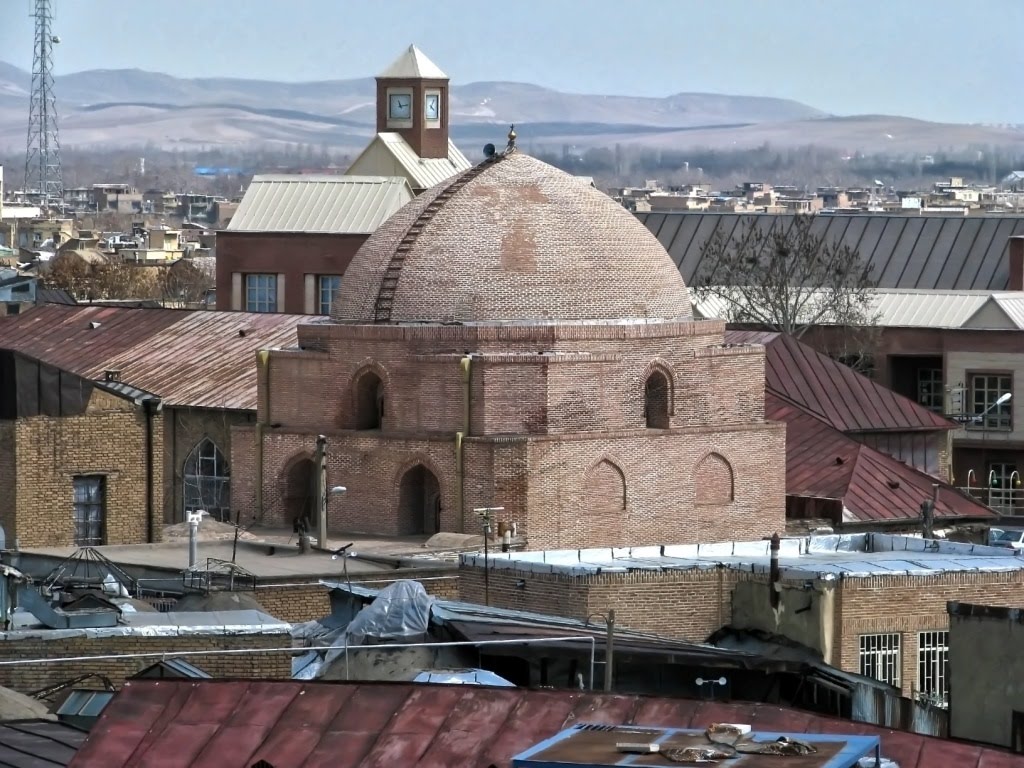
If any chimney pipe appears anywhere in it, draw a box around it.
[769,532,781,609]
[1009,236,1024,291]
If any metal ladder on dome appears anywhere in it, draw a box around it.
[372,155,504,323]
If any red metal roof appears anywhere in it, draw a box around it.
[0,305,307,410]
[70,680,1023,768]
[768,393,994,523]
[727,330,953,433]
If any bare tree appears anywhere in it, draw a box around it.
[160,258,215,307]
[694,214,880,372]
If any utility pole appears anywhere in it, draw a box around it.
[25,0,63,208]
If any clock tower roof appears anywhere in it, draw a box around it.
[377,45,448,80]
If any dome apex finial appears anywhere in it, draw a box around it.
[506,124,517,152]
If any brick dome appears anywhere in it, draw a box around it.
[332,151,692,324]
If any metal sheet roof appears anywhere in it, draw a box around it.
[347,133,472,190]
[0,720,87,768]
[728,330,952,432]
[642,212,1024,291]
[466,532,1015,581]
[225,175,413,234]
[377,45,448,79]
[0,305,307,410]
[693,287,1024,329]
[69,680,1024,768]
[767,395,994,523]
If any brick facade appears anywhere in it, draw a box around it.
[230,152,787,549]
[2,389,164,547]
[0,633,290,696]
[461,560,1024,699]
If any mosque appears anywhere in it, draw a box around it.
[229,48,785,549]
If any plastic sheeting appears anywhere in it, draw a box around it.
[292,579,434,679]
[413,669,515,687]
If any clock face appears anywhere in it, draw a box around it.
[388,93,411,120]
[425,93,440,120]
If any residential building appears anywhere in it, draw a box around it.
[461,533,1024,701]
[216,176,413,314]
[947,601,1024,749]
[230,147,785,549]
[0,305,307,546]
[91,183,143,214]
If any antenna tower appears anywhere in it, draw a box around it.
[24,0,63,208]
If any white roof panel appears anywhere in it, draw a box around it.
[378,45,448,80]
[226,175,413,233]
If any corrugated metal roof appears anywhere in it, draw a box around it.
[727,330,952,432]
[0,720,86,767]
[693,287,1024,329]
[225,175,413,234]
[768,395,994,523]
[642,212,1024,291]
[70,680,1024,768]
[0,305,306,410]
[348,133,472,190]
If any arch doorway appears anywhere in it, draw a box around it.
[354,371,385,430]
[183,438,230,521]
[644,370,671,429]
[397,465,441,536]
[284,457,317,528]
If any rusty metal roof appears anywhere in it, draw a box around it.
[768,394,994,523]
[727,330,952,433]
[69,680,1024,768]
[0,305,307,410]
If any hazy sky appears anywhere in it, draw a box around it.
[2,0,1022,124]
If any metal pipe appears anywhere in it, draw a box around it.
[456,355,472,530]
[255,350,271,520]
[605,609,615,692]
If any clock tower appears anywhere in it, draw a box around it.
[375,45,449,159]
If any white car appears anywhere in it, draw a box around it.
[990,528,1024,550]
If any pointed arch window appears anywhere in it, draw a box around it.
[183,438,231,522]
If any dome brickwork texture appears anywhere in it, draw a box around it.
[233,151,785,550]
[333,152,692,324]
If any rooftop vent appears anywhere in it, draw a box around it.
[88,321,101,329]
[104,369,121,382]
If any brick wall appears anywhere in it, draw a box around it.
[232,319,786,548]
[10,389,164,547]
[459,565,751,643]
[836,570,1024,697]
[255,572,460,624]
[0,633,290,696]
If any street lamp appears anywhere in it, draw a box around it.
[585,610,616,692]
[474,506,504,606]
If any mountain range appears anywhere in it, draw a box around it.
[1,62,1022,156]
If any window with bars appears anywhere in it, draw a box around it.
[916,368,944,413]
[183,438,231,522]
[970,373,1012,429]
[859,633,901,687]
[72,476,105,546]
[245,274,277,313]
[917,630,948,704]
[318,275,341,315]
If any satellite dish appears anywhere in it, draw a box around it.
[51,35,61,44]
[483,143,496,158]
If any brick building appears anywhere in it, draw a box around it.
[230,136,785,549]
[460,533,1024,700]
[0,305,305,546]
[215,45,470,315]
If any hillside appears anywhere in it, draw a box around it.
[0,63,1021,155]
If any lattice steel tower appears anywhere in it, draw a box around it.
[24,0,63,207]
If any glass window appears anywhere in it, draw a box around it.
[916,368,944,413]
[183,438,231,522]
[970,374,1012,429]
[917,630,948,705]
[318,275,341,315]
[988,462,1019,515]
[72,476,105,546]
[859,633,901,687]
[245,274,277,313]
